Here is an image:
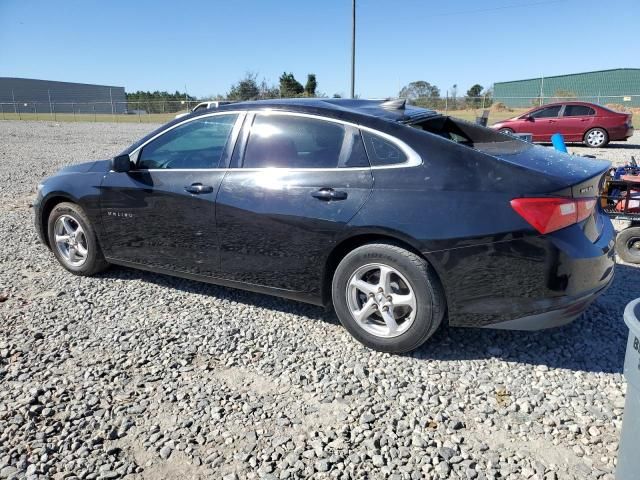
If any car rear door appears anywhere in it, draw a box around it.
[215,112,373,295]
[557,104,596,141]
[99,112,243,276]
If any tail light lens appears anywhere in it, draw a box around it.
[510,197,597,234]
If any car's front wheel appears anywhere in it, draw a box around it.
[332,243,445,353]
[584,128,609,147]
[498,127,514,136]
[47,202,109,275]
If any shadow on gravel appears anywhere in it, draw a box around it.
[100,263,639,375]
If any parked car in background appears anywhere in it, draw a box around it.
[491,101,634,147]
[34,99,615,353]
[175,100,234,119]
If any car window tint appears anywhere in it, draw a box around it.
[564,105,595,116]
[138,114,238,169]
[193,104,207,112]
[361,131,408,166]
[530,106,561,118]
[242,114,369,169]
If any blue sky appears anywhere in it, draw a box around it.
[1,0,638,98]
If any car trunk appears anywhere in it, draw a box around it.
[409,115,611,241]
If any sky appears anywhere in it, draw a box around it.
[0,0,638,99]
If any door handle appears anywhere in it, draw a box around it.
[311,188,348,201]
[185,183,214,194]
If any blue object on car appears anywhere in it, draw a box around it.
[551,133,568,153]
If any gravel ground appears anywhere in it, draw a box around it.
[1,121,639,480]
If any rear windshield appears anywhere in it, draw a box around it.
[409,115,518,153]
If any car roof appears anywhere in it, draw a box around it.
[124,99,439,155]
[534,101,600,108]
[218,98,439,124]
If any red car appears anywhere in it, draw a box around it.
[491,101,634,147]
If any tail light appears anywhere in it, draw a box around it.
[510,197,597,234]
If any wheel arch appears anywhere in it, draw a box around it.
[321,232,447,312]
[40,194,77,247]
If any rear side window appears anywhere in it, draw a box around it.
[138,114,238,169]
[361,131,408,166]
[564,105,595,116]
[530,106,561,118]
[242,114,369,169]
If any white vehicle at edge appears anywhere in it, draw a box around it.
[175,101,234,119]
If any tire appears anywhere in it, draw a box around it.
[498,128,514,136]
[584,128,609,148]
[331,242,445,353]
[47,202,109,275]
[616,227,640,264]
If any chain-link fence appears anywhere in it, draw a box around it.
[0,95,638,124]
[0,100,205,122]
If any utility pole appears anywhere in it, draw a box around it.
[350,0,356,99]
[539,75,544,106]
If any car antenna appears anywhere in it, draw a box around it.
[380,98,406,110]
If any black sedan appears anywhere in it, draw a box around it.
[34,98,615,353]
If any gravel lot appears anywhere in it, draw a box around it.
[1,121,639,480]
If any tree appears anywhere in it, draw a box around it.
[279,72,304,98]
[399,81,440,100]
[398,81,441,108]
[304,74,317,97]
[227,72,260,101]
[466,84,483,108]
[125,90,196,113]
[259,78,280,99]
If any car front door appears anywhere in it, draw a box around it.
[215,112,374,296]
[526,105,562,142]
[99,112,243,276]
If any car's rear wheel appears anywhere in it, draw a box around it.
[584,128,609,147]
[498,127,514,136]
[331,243,445,353]
[47,202,109,275]
[616,227,640,264]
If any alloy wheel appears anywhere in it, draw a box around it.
[54,214,89,267]
[346,263,417,338]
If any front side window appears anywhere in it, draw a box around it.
[530,106,561,119]
[563,105,595,116]
[137,114,238,169]
[361,131,408,166]
[242,114,369,169]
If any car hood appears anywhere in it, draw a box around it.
[57,159,112,175]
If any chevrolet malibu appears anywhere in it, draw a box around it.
[34,99,615,353]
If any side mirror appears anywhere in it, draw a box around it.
[112,154,132,173]
[523,115,534,121]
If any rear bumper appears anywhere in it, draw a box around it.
[427,215,616,329]
[610,124,634,141]
[481,280,611,330]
